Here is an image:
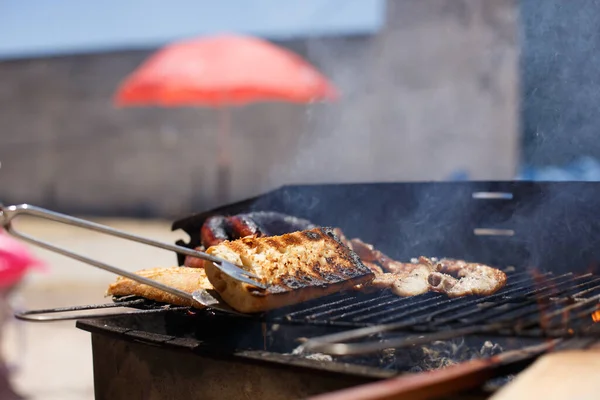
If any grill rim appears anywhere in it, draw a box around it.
[75,318,397,380]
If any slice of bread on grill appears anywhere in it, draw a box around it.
[203,227,374,313]
[106,266,212,308]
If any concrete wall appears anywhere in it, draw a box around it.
[0,0,520,218]
[520,0,600,167]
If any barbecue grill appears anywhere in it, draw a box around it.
[9,182,600,399]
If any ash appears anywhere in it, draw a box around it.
[320,338,507,373]
[288,338,506,373]
[287,347,333,362]
[406,339,503,373]
[288,338,516,390]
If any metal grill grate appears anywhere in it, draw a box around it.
[267,271,600,339]
[25,270,600,345]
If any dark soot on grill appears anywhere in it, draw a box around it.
[291,334,536,378]
[250,182,600,275]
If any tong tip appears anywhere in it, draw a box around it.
[214,261,268,290]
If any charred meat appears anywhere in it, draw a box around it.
[185,212,316,268]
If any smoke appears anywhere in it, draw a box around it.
[266,35,375,188]
[248,2,600,273]
[515,1,600,272]
[521,0,600,167]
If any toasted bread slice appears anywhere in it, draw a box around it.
[203,227,374,313]
[106,266,212,308]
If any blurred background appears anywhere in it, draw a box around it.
[1,0,520,217]
[0,0,598,398]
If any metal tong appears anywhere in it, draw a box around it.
[0,203,267,321]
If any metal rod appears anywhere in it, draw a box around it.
[1,204,225,263]
[426,273,591,327]
[369,273,552,325]
[0,204,265,306]
[9,227,198,303]
[299,273,600,355]
[14,303,187,322]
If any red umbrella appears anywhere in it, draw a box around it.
[114,34,339,203]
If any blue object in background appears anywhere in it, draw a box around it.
[446,157,600,181]
[516,157,600,181]
[447,170,470,181]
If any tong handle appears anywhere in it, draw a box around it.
[0,204,201,303]
[13,299,188,322]
[1,204,266,289]
[1,204,224,264]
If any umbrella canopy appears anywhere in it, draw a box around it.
[0,231,46,289]
[113,33,339,204]
[114,34,339,106]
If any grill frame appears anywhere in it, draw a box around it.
[170,182,600,347]
[172,182,600,274]
[62,266,600,354]
[73,182,600,398]
[66,182,600,346]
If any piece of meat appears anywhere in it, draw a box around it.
[370,272,399,290]
[188,212,315,269]
[365,255,507,298]
[193,212,508,300]
[244,212,317,236]
[391,264,432,297]
[368,263,433,297]
[188,214,261,268]
[332,228,351,247]
[201,215,231,248]
[183,246,207,268]
[362,261,385,275]
[426,257,507,297]
[203,227,374,313]
[106,266,212,308]
[228,215,263,239]
[349,238,410,274]
[331,231,391,276]
[349,238,381,265]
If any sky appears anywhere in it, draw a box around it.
[0,0,385,60]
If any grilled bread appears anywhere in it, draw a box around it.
[203,227,375,313]
[106,266,212,308]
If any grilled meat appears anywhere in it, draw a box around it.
[370,272,398,289]
[369,262,432,296]
[184,248,205,268]
[391,264,433,297]
[332,228,384,275]
[246,211,317,236]
[367,256,506,298]
[426,257,507,297]
[228,214,263,238]
[200,215,231,248]
[203,227,374,313]
[186,212,316,268]
[191,212,508,302]
[348,237,409,274]
[106,266,212,308]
